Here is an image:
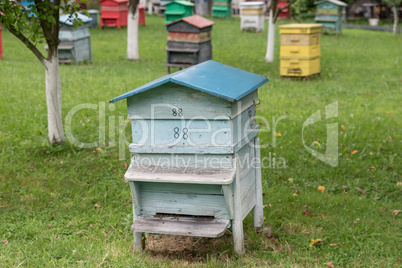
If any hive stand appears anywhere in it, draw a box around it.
[110,60,268,254]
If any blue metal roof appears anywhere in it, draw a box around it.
[59,12,93,26]
[110,60,269,103]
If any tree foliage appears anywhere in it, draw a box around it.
[0,0,86,64]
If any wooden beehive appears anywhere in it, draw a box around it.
[100,0,129,29]
[165,15,215,73]
[277,0,290,19]
[240,2,265,32]
[86,9,100,28]
[212,0,231,18]
[165,0,195,24]
[279,24,322,77]
[110,60,269,255]
[46,13,93,64]
[314,0,347,35]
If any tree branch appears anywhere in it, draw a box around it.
[129,0,140,16]
[7,26,46,65]
[274,0,297,23]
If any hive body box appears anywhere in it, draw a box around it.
[46,13,93,64]
[165,15,215,73]
[314,0,347,35]
[240,2,265,32]
[100,0,129,28]
[212,0,232,18]
[110,60,269,254]
[279,24,322,77]
[165,0,195,24]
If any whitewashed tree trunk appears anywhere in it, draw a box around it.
[265,8,275,63]
[127,8,140,60]
[148,1,153,15]
[43,53,64,144]
[392,6,398,35]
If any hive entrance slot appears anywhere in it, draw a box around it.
[132,214,230,238]
[154,213,215,220]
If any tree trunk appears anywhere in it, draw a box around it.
[392,6,398,35]
[265,8,275,63]
[44,53,64,144]
[127,8,140,60]
[148,1,153,15]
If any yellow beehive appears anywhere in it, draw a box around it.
[279,24,323,77]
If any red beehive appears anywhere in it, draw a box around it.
[277,0,290,19]
[100,0,129,29]
[139,4,146,26]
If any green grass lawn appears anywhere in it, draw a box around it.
[0,15,401,267]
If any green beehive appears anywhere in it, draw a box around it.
[212,0,232,19]
[314,0,347,35]
[165,0,195,24]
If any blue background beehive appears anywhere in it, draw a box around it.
[314,0,347,35]
[110,60,269,254]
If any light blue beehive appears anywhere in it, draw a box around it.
[57,13,93,64]
[110,60,269,254]
[314,0,347,35]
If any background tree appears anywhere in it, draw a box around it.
[265,0,297,62]
[382,0,401,34]
[0,0,85,144]
[127,0,140,60]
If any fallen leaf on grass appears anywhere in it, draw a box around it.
[324,262,335,268]
[369,166,376,171]
[355,187,366,196]
[317,186,325,193]
[94,204,102,208]
[274,132,282,137]
[330,243,343,247]
[303,208,311,215]
[48,224,52,228]
[341,125,347,130]
[309,238,326,247]
[313,141,320,146]
[1,240,8,245]
[96,147,102,151]
[350,150,358,155]
[392,210,400,215]
[288,178,294,183]
[51,212,56,217]
[124,163,128,169]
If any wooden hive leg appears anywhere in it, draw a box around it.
[253,137,264,230]
[233,161,244,255]
[129,181,144,251]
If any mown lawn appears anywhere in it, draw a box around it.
[0,15,401,267]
